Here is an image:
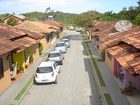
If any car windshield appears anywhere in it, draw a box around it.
[63,40,68,42]
[36,67,53,73]
[48,53,60,57]
[56,43,65,47]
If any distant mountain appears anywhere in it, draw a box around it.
[22,11,78,25]
[0,10,101,27]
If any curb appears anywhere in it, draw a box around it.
[84,42,108,105]
[10,76,33,105]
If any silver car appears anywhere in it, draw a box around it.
[55,42,67,53]
[62,38,70,48]
[48,50,64,65]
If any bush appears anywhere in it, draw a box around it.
[38,43,43,55]
[7,17,17,26]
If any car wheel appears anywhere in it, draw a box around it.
[60,61,63,65]
[59,70,61,73]
[54,77,57,84]
[33,79,38,85]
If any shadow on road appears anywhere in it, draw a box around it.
[70,35,83,40]
[82,41,102,105]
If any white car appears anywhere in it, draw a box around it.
[62,38,70,48]
[34,61,60,84]
[48,50,64,65]
[55,42,67,53]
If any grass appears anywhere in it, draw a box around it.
[86,43,105,87]
[82,36,91,42]
[82,35,114,105]
[104,94,114,105]
[97,58,105,62]
[14,76,33,100]
[82,34,105,86]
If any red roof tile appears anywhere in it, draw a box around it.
[14,36,37,51]
[107,43,140,74]
[0,37,20,55]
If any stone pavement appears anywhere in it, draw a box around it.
[87,39,140,105]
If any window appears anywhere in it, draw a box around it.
[0,57,4,78]
[36,67,53,73]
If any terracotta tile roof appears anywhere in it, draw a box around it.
[13,27,43,40]
[4,14,27,20]
[100,27,140,48]
[0,37,20,55]
[14,36,37,51]
[107,43,140,74]
[31,21,57,33]
[15,21,55,33]
[45,20,64,28]
[122,30,140,49]
[0,24,26,40]
[0,23,38,52]
[87,22,116,36]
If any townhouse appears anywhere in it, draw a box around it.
[0,36,20,93]
[3,14,27,24]
[15,21,61,54]
[87,22,140,93]
[0,20,63,93]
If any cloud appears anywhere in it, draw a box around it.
[0,0,102,14]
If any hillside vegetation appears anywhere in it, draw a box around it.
[1,0,140,27]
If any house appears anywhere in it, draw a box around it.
[45,20,64,32]
[3,14,27,24]
[100,27,140,70]
[101,27,140,91]
[15,21,58,53]
[87,21,140,91]
[0,24,39,73]
[106,42,140,90]
[0,37,20,93]
[86,22,116,51]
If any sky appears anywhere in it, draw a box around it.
[0,0,138,14]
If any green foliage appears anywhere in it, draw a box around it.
[38,43,43,55]
[0,13,9,23]
[133,14,140,25]
[7,17,17,26]
[22,11,48,21]
[101,0,140,25]
[0,18,3,23]
[74,10,101,27]
[22,11,77,25]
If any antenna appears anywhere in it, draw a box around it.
[115,20,132,32]
[45,7,54,21]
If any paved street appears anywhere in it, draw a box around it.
[19,31,101,105]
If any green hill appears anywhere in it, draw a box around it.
[22,11,78,25]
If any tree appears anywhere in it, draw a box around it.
[74,10,101,27]
[133,14,140,25]
[7,17,17,26]
[0,17,3,23]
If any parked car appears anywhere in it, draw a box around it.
[55,42,67,53]
[61,38,70,48]
[34,61,60,84]
[61,35,70,41]
[69,26,74,30]
[48,50,64,65]
[75,27,84,32]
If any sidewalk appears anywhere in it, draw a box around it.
[87,40,132,105]
[0,38,60,105]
